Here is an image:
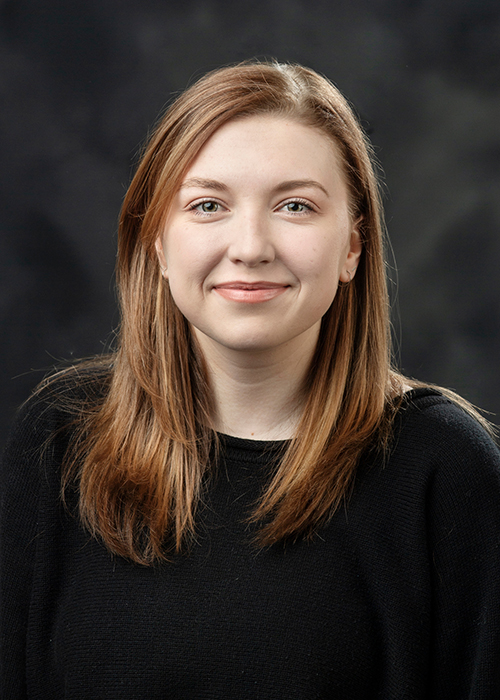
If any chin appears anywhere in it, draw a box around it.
[220,337,279,353]
[196,330,283,356]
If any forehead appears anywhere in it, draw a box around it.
[182,114,346,184]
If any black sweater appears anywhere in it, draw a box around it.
[1,384,500,699]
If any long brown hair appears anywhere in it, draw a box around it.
[58,61,437,564]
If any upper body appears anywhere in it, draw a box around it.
[2,375,500,699]
[1,61,499,698]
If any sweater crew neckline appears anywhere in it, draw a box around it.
[217,387,443,455]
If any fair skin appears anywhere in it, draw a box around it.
[156,115,362,439]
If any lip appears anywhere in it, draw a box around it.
[213,281,290,304]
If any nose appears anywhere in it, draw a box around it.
[227,211,275,267]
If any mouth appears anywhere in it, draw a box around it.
[213,281,290,303]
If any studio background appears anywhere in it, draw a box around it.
[1,0,499,448]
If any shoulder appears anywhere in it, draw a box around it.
[356,389,500,582]
[34,360,112,406]
[394,388,500,469]
[1,361,112,469]
[24,360,110,412]
[385,388,500,526]
[358,388,500,528]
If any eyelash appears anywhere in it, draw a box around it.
[278,198,315,214]
[188,199,224,216]
[187,197,316,216]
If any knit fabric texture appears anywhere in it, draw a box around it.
[1,381,500,699]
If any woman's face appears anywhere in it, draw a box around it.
[156,114,362,362]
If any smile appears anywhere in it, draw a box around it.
[213,282,290,304]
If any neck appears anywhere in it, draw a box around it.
[194,330,318,441]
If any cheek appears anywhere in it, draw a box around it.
[165,246,223,318]
[164,236,204,282]
[165,227,224,273]
[288,238,347,284]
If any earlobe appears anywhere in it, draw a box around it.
[339,223,363,283]
[343,266,357,284]
[155,238,168,279]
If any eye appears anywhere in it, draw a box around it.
[189,199,221,214]
[279,199,314,214]
[187,198,227,216]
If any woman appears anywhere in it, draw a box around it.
[1,61,499,699]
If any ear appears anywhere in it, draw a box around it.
[155,237,168,279]
[339,220,363,283]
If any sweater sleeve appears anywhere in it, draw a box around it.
[0,397,55,699]
[423,403,500,698]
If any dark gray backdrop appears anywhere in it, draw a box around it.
[1,0,499,447]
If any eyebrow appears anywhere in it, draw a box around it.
[180,178,229,192]
[273,179,329,197]
[180,177,329,197]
